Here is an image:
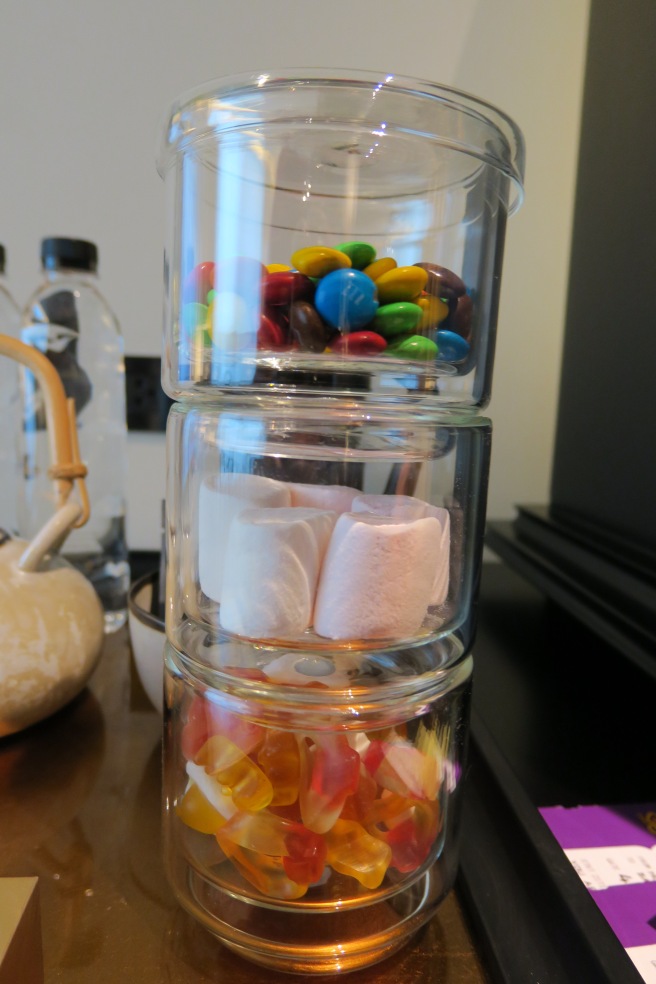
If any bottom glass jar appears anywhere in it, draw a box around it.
[163,636,473,974]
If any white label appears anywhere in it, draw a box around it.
[564,844,656,890]
[626,943,656,983]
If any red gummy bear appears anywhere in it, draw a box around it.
[282,827,327,884]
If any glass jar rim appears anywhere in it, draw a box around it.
[166,638,472,730]
[167,393,491,426]
[157,67,525,213]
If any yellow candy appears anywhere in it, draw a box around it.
[376,266,428,304]
[417,294,449,330]
[196,734,249,772]
[266,263,291,273]
[176,781,228,835]
[197,735,273,812]
[363,257,397,281]
[325,819,392,890]
[218,840,309,900]
[291,246,352,278]
[216,756,273,812]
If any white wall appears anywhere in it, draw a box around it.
[0,0,590,549]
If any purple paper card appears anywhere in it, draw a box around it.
[540,803,656,982]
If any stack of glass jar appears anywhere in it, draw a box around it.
[158,69,524,975]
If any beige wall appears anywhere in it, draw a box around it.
[0,0,590,547]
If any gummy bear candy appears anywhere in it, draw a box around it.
[220,839,309,900]
[364,731,440,800]
[364,790,411,828]
[184,761,237,821]
[182,694,264,761]
[257,730,300,806]
[176,780,228,835]
[196,736,273,812]
[370,799,441,873]
[324,819,391,889]
[282,827,327,884]
[216,810,327,885]
[339,768,377,823]
[299,734,360,834]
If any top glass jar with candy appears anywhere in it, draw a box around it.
[158,70,524,407]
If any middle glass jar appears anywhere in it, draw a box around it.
[167,397,490,662]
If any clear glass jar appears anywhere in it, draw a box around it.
[18,238,130,631]
[166,399,490,659]
[158,69,524,408]
[163,637,473,974]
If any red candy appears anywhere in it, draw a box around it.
[214,256,267,298]
[257,313,288,351]
[282,827,328,883]
[181,695,264,761]
[372,800,441,873]
[300,734,360,833]
[263,271,315,306]
[183,261,215,304]
[330,331,387,356]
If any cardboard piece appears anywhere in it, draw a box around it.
[0,878,43,984]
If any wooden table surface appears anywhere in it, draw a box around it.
[0,627,490,983]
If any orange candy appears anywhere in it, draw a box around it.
[257,730,301,806]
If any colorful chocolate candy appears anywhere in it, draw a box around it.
[314,268,379,331]
[175,690,450,900]
[178,241,473,368]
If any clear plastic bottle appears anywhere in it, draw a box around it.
[18,237,129,631]
[0,244,21,534]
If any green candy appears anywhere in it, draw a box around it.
[373,302,423,339]
[181,302,209,333]
[336,241,376,270]
[385,334,438,361]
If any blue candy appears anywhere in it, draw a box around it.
[436,329,470,363]
[314,269,378,331]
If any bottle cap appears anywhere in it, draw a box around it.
[41,238,98,272]
[0,244,5,274]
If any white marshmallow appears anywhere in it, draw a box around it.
[288,482,361,515]
[219,507,336,638]
[313,512,443,640]
[198,473,291,603]
[431,514,451,607]
[353,494,450,606]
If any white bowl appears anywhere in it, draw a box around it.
[128,572,165,713]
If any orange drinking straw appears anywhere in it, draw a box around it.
[0,333,90,526]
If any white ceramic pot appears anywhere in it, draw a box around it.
[0,502,105,736]
[128,571,165,713]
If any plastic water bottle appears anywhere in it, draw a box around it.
[0,245,21,534]
[18,237,130,631]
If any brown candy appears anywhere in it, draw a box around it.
[452,293,473,342]
[413,262,466,301]
[289,300,331,353]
